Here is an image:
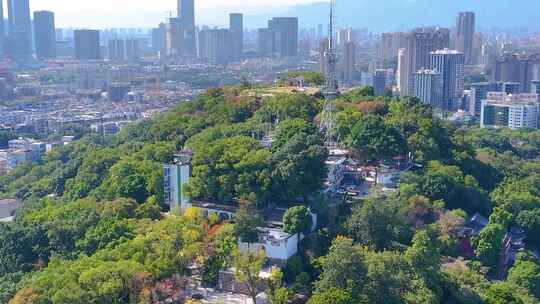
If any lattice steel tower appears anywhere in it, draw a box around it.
[320,0,339,147]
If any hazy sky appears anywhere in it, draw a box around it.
[25,0,321,28]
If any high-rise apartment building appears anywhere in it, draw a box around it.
[531,80,540,102]
[338,28,355,47]
[399,27,450,96]
[34,11,56,59]
[125,39,140,61]
[456,12,475,64]
[373,69,388,96]
[502,82,521,95]
[377,32,406,61]
[413,69,443,108]
[472,32,484,65]
[6,0,32,59]
[257,28,275,56]
[481,92,539,130]
[229,13,243,62]
[267,17,298,57]
[74,30,100,60]
[492,53,540,93]
[108,39,125,61]
[152,23,167,56]
[178,0,196,56]
[342,41,356,84]
[317,24,323,41]
[319,38,329,76]
[470,82,503,117]
[429,49,465,110]
[199,29,231,65]
[166,17,183,58]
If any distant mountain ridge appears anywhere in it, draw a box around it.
[244,0,540,32]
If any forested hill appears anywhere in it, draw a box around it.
[0,83,539,303]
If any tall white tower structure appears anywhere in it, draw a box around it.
[320,0,340,147]
[163,150,192,212]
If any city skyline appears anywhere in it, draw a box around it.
[0,0,539,302]
[9,0,318,28]
[0,0,534,32]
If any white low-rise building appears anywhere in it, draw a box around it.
[238,228,300,263]
[164,150,317,264]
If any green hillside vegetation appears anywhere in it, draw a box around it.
[0,85,538,303]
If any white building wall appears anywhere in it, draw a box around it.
[238,233,300,262]
[509,105,539,129]
[164,164,180,211]
[180,165,190,206]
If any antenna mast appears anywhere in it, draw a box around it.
[321,0,339,147]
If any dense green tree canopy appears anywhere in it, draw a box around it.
[187,135,272,204]
[283,206,313,236]
[314,238,366,299]
[308,288,354,304]
[347,114,406,162]
[272,119,319,150]
[516,209,540,243]
[271,132,328,203]
[473,224,506,273]
[507,253,540,298]
[0,85,539,304]
[401,161,491,214]
[255,93,320,124]
[485,283,525,304]
[346,195,411,251]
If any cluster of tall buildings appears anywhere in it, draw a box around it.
[377,32,406,61]
[149,0,300,64]
[158,0,196,58]
[108,39,141,61]
[396,27,461,110]
[480,92,539,130]
[151,0,245,64]
[0,0,105,63]
[466,80,540,130]
[491,53,540,93]
[0,0,304,66]
[387,11,540,126]
[0,0,56,63]
[198,13,244,65]
[319,28,357,85]
[412,49,465,110]
[257,17,299,57]
[380,12,477,111]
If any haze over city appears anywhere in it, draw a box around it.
[25,0,320,28]
[17,0,540,29]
